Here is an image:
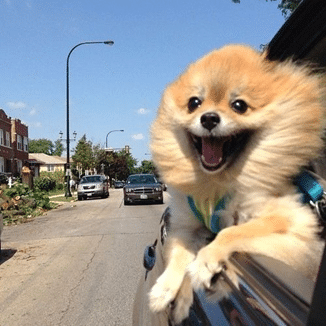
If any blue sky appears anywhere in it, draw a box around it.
[0,0,285,165]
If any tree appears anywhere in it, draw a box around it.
[52,140,64,156]
[29,138,65,156]
[72,137,138,181]
[93,148,137,183]
[138,160,156,174]
[232,0,302,18]
[118,149,138,175]
[71,135,94,175]
[29,138,54,155]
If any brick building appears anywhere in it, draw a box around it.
[0,109,28,176]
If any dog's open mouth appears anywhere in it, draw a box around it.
[189,131,252,172]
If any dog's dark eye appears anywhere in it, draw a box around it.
[188,97,202,113]
[231,100,248,114]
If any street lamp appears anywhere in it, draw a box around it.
[106,129,124,149]
[59,130,77,141]
[65,40,114,197]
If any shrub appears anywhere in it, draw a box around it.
[34,176,56,192]
[40,171,65,185]
[32,189,52,209]
[4,183,30,198]
[56,183,64,190]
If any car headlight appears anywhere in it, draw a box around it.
[96,184,102,189]
[77,185,83,191]
[154,187,162,192]
[125,188,134,193]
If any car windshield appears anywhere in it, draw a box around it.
[80,176,102,184]
[127,175,157,184]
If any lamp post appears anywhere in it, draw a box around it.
[65,40,114,197]
[105,129,124,149]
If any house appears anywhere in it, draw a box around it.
[0,109,28,176]
[28,153,71,177]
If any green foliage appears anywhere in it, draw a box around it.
[40,170,65,185]
[231,0,302,18]
[29,138,54,155]
[4,183,30,197]
[140,160,156,174]
[29,138,64,156]
[34,176,56,191]
[73,136,138,181]
[53,139,64,156]
[277,0,302,17]
[56,183,64,190]
[32,189,52,209]
[2,182,55,225]
[72,135,94,174]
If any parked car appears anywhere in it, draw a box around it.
[124,174,163,205]
[114,180,125,189]
[0,173,9,185]
[133,1,326,325]
[77,175,109,200]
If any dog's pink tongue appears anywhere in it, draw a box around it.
[201,137,223,166]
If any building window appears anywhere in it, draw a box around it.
[17,160,22,173]
[6,132,10,147]
[47,165,55,172]
[17,135,22,150]
[24,137,28,152]
[0,157,4,172]
[0,129,4,146]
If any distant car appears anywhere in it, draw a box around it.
[114,181,125,189]
[77,175,109,200]
[124,174,163,205]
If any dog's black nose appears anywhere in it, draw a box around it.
[200,112,220,131]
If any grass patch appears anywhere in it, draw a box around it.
[48,188,65,196]
[50,195,77,203]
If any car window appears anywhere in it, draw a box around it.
[127,175,157,184]
[80,176,102,184]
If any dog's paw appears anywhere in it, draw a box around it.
[187,246,225,290]
[149,274,180,313]
[171,276,194,324]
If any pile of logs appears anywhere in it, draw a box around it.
[0,189,37,224]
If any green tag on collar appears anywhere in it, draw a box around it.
[187,196,229,233]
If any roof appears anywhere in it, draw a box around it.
[28,153,72,165]
[267,0,326,62]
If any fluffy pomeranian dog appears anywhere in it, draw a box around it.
[149,44,326,323]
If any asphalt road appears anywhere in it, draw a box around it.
[0,189,170,326]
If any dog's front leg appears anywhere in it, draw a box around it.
[149,234,195,320]
[188,206,298,290]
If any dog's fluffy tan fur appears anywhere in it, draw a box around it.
[149,44,326,323]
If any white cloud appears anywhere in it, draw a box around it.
[137,108,150,115]
[7,101,27,110]
[24,121,42,128]
[29,108,36,116]
[132,133,144,140]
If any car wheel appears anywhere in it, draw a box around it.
[78,196,83,201]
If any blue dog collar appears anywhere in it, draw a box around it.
[294,170,324,204]
[188,170,324,234]
[187,196,229,234]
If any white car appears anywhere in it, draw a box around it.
[77,175,109,200]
